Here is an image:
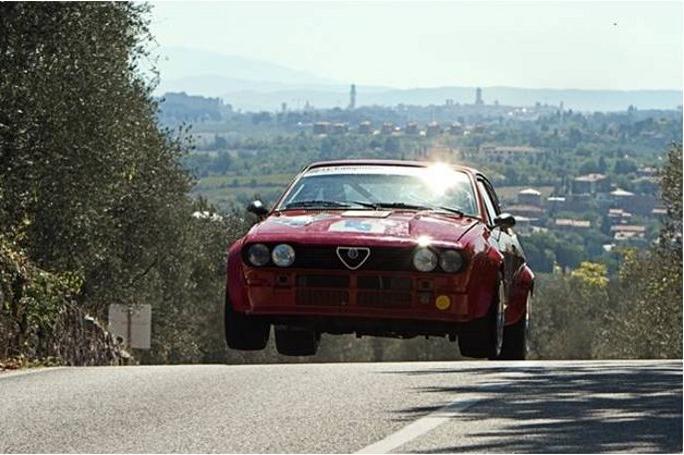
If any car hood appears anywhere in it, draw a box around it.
[245,210,480,247]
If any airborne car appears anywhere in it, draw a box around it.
[225,160,534,359]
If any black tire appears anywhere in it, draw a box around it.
[494,312,527,360]
[224,296,270,351]
[274,327,320,356]
[458,274,504,359]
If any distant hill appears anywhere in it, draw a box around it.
[156,46,339,90]
[155,47,682,112]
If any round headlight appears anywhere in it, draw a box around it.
[272,244,295,267]
[440,250,464,273]
[247,243,270,266]
[413,248,438,272]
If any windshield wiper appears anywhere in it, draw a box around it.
[284,200,352,209]
[374,202,433,211]
[375,202,468,217]
[283,200,379,210]
[347,200,378,209]
[283,200,468,216]
[434,206,466,216]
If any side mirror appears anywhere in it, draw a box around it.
[247,200,269,219]
[493,212,516,230]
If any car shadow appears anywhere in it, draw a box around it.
[382,362,682,453]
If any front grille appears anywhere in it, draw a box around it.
[295,246,413,271]
[296,289,349,306]
[297,274,350,288]
[358,291,412,308]
[357,275,412,291]
[295,274,415,308]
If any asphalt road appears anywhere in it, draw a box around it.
[0,360,681,453]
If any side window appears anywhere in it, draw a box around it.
[477,180,498,225]
[483,181,501,213]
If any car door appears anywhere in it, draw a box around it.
[476,176,526,296]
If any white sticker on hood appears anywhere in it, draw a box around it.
[329,219,392,234]
[341,210,392,218]
[271,214,329,228]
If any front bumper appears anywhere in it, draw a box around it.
[240,267,475,323]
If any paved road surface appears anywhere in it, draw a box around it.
[0,360,681,453]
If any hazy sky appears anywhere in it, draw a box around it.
[149,1,683,90]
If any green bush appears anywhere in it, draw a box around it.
[0,235,123,366]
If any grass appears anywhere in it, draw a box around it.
[193,183,286,212]
[195,172,295,190]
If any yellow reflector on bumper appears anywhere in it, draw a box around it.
[435,295,451,310]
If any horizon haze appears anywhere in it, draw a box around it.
[149,1,683,111]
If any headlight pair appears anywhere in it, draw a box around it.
[247,243,295,267]
[412,248,464,273]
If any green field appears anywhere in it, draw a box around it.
[193,173,295,210]
[195,172,295,189]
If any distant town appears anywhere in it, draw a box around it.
[158,85,682,273]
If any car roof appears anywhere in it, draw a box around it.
[304,159,480,175]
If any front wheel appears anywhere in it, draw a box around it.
[493,292,530,360]
[493,312,527,360]
[458,274,505,359]
[224,296,270,351]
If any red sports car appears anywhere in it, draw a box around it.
[225,160,534,359]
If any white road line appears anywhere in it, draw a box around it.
[0,367,63,381]
[356,382,505,454]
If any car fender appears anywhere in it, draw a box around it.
[467,245,504,319]
[226,239,251,312]
[505,264,534,325]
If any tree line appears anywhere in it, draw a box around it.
[0,3,234,365]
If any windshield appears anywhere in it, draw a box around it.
[277,164,479,216]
